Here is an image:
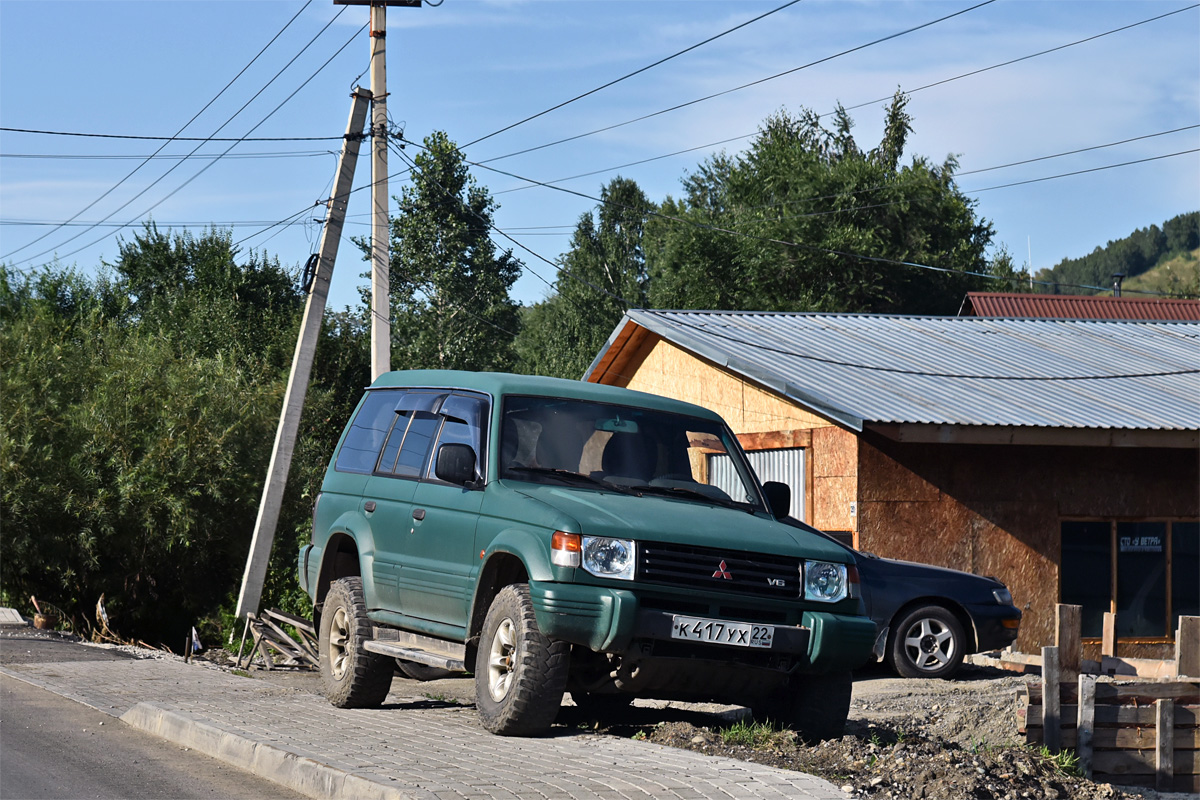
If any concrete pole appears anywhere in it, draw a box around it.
[369,2,391,380]
[235,90,372,620]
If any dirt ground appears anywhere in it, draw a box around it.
[11,628,1189,800]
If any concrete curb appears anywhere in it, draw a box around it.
[120,702,419,800]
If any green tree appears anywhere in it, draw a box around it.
[515,177,654,378]
[385,131,521,371]
[0,264,284,642]
[108,222,302,370]
[646,93,1004,315]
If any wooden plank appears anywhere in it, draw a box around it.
[1158,699,1175,792]
[1043,646,1061,753]
[1025,726,1200,750]
[1178,616,1200,679]
[1103,611,1118,658]
[1078,674,1095,778]
[1093,748,1197,777]
[736,429,812,451]
[1101,655,1178,678]
[264,608,316,636]
[1028,680,1200,706]
[1025,704,1200,729]
[1057,604,1082,680]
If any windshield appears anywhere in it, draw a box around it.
[499,395,765,511]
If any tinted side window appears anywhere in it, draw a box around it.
[391,411,440,477]
[334,390,407,474]
[428,393,488,480]
[377,392,443,474]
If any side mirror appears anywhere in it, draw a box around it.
[435,443,477,487]
[761,481,791,519]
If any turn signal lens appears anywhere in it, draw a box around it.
[551,531,581,568]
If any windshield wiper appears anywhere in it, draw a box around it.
[628,484,754,513]
[507,467,637,494]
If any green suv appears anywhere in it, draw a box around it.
[299,370,875,737]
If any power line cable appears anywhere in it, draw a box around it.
[14,13,364,268]
[0,127,343,142]
[474,0,997,167]
[494,5,1198,197]
[0,150,336,161]
[394,138,1199,380]
[408,136,1197,299]
[462,0,804,150]
[0,0,315,261]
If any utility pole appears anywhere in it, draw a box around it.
[235,90,371,620]
[369,1,390,380]
[336,0,420,380]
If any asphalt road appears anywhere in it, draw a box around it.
[0,633,305,800]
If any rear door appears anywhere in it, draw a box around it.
[363,390,444,610]
[401,391,489,630]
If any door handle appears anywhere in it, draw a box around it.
[412,508,426,521]
[364,500,376,513]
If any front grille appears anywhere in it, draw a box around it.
[637,542,800,601]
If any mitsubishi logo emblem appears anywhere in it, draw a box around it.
[712,560,732,580]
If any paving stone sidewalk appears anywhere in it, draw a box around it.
[0,643,845,800]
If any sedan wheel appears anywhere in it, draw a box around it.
[889,605,966,679]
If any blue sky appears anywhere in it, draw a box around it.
[2,0,1197,311]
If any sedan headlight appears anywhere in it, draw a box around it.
[581,536,636,581]
[804,561,848,603]
[993,587,1014,606]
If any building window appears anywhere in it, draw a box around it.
[1061,519,1199,639]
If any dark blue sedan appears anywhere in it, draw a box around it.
[782,517,1021,679]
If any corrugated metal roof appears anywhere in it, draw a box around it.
[588,310,1200,432]
[960,292,1200,321]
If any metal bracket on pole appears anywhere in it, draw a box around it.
[234,89,372,620]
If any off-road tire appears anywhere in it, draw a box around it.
[889,605,965,679]
[753,670,853,743]
[395,660,455,682]
[319,577,392,708]
[474,584,569,736]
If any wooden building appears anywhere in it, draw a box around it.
[584,310,1200,659]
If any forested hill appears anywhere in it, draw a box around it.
[1033,211,1199,295]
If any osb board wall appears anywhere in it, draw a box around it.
[811,426,859,535]
[614,337,833,434]
[856,434,1200,654]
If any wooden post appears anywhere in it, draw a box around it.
[1156,698,1174,791]
[1102,611,1118,659]
[1042,645,1061,754]
[1077,674,1095,779]
[1177,616,1200,678]
[1056,604,1082,680]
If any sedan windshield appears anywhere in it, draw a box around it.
[499,395,764,511]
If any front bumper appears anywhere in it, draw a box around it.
[968,603,1022,652]
[530,580,876,674]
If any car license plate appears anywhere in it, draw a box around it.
[670,615,774,649]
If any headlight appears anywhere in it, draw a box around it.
[993,587,1013,606]
[581,536,636,581]
[804,561,848,603]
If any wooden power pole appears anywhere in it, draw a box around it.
[235,90,371,620]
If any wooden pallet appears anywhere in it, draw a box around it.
[1020,672,1200,792]
[234,609,319,671]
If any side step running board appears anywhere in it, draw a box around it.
[362,639,466,672]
